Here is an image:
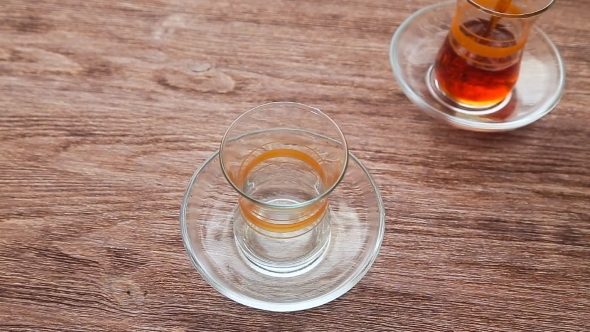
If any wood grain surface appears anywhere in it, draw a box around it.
[1,0,589,331]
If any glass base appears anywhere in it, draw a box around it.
[426,65,513,116]
[389,1,566,132]
[234,208,332,278]
[180,150,385,312]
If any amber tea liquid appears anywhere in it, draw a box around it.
[433,18,523,108]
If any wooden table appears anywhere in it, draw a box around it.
[1,0,588,330]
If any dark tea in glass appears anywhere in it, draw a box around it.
[432,0,555,109]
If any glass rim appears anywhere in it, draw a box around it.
[219,101,350,210]
[466,0,555,19]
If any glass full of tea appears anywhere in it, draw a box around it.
[430,0,555,111]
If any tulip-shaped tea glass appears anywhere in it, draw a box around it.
[180,102,385,312]
[390,0,565,131]
[219,102,348,276]
[430,0,555,111]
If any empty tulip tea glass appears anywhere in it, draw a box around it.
[180,102,385,312]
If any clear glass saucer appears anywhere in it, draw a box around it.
[180,150,385,312]
[389,1,566,132]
